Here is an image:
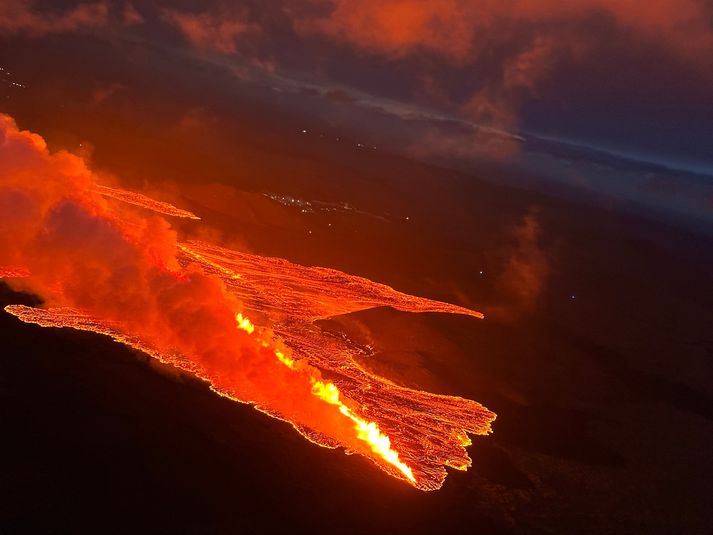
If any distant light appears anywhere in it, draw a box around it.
[479,270,484,275]
[405,216,410,221]
[570,294,576,300]
[301,129,307,133]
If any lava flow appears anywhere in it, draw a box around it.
[235,312,415,483]
[95,184,201,220]
[0,113,495,490]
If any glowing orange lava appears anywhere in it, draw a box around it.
[174,241,495,489]
[235,311,416,482]
[3,235,495,489]
[0,266,29,278]
[0,114,495,491]
[95,184,201,220]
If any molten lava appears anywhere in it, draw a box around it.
[235,311,416,482]
[95,184,201,220]
[0,266,29,278]
[0,113,495,490]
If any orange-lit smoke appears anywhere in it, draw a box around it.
[0,114,494,490]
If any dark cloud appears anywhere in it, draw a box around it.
[0,0,109,36]
[160,6,259,55]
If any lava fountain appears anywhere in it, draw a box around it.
[0,113,495,490]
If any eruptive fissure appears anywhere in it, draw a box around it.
[0,114,495,490]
